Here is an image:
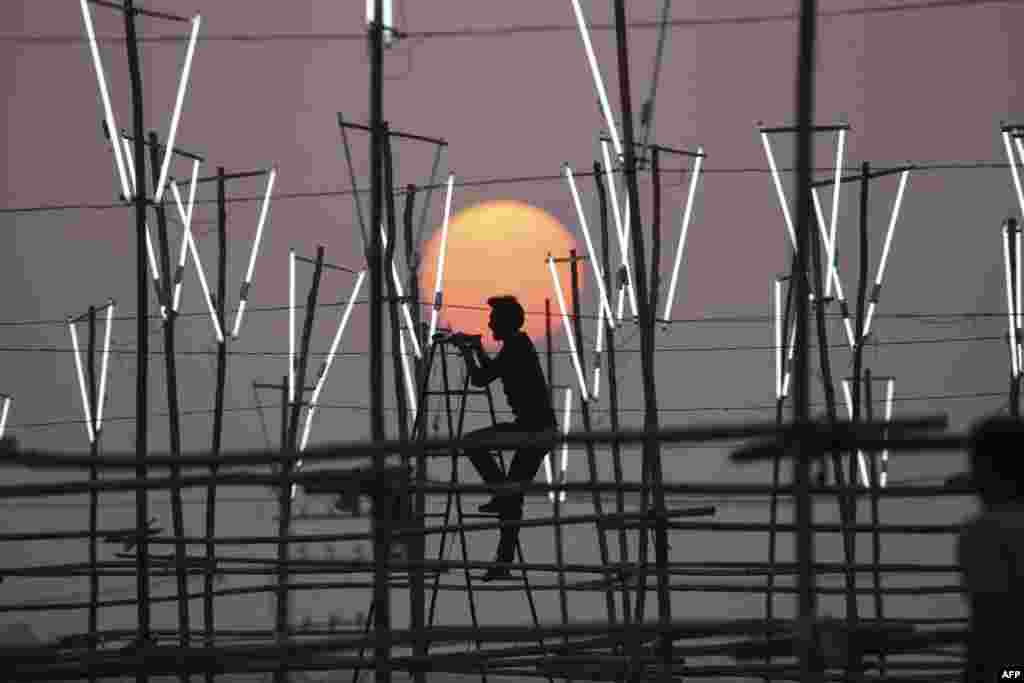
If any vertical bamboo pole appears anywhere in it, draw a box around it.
[546,299,554,409]
[148,133,190,670]
[865,369,886,677]
[593,160,631,639]
[569,250,618,628]
[206,168,229,683]
[123,4,152,672]
[404,182,428,683]
[611,4,670,678]
[87,305,99,683]
[369,3,391,681]
[792,1,819,681]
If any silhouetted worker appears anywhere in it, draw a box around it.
[957,416,1024,682]
[452,296,558,581]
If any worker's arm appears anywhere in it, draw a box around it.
[458,337,502,387]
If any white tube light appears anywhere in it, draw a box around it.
[69,322,95,444]
[1011,225,1019,374]
[366,0,395,46]
[289,249,296,404]
[400,330,418,426]
[663,149,703,323]
[0,396,10,439]
[761,132,797,250]
[427,174,455,344]
[774,280,782,400]
[601,140,638,320]
[79,0,131,201]
[548,256,590,402]
[153,15,201,204]
[299,271,367,454]
[171,181,223,342]
[839,380,870,487]
[570,0,622,160]
[827,130,846,299]
[96,301,114,433]
[380,225,422,359]
[862,170,909,339]
[812,189,856,348]
[591,295,606,399]
[1004,226,1019,377]
[1003,132,1024,220]
[121,138,167,319]
[557,386,572,503]
[171,162,200,313]
[1015,136,1024,216]
[564,164,615,327]
[881,378,894,489]
[781,320,796,399]
[232,167,276,338]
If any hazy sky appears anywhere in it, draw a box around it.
[1,0,1022,659]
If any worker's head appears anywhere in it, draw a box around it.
[968,415,1024,506]
[486,295,525,341]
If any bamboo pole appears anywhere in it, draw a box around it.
[148,133,191,675]
[86,306,100,683]
[123,4,152,673]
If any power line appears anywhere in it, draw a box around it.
[3,389,1006,434]
[0,333,1011,360]
[0,295,1015,330]
[0,160,1015,217]
[2,0,1017,46]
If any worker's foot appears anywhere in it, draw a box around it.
[478,495,518,516]
[481,563,513,582]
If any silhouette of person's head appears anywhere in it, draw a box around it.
[486,295,525,342]
[968,416,1024,506]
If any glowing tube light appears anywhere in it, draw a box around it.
[153,15,201,204]
[68,322,95,444]
[427,174,455,344]
[299,271,366,452]
[1002,131,1024,220]
[812,189,856,348]
[881,378,895,489]
[761,132,797,250]
[570,0,621,160]
[557,387,573,503]
[1003,226,1019,377]
[380,225,422,359]
[774,279,782,399]
[548,256,590,402]
[545,387,573,503]
[1011,227,1019,374]
[95,301,114,433]
[79,0,130,201]
[121,138,166,318]
[591,297,606,399]
[862,170,909,339]
[840,379,870,488]
[827,130,846,299]
[1015,137,1024,216]
[0,396,10,439]
[399,329,418,425]
[601,140,638,320]
[564,164,615,327]
[289,249,296,404]
[663,149,703,322]
[171,162,200,313]
[781,320,796,399]
[232,166,276,338]
[171,181,223,342]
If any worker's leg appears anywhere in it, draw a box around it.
[462,423,516,487]
[503,442,554,512]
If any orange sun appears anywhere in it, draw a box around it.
[419,199,581,351]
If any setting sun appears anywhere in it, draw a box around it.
[420,199,581,350]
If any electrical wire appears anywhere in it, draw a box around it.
[2,0,1018,45]
[0,160,1016,217]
